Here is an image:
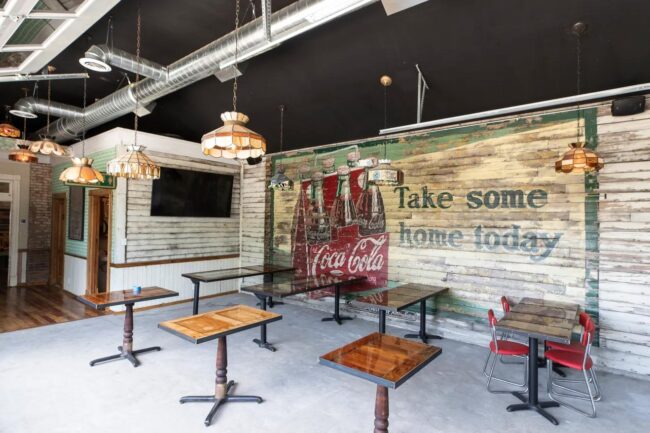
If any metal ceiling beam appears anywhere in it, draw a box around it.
[0,0,41,49]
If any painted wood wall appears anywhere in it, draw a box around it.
[124,151,241,262]
[244,101,650,377]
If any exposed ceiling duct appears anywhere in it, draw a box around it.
[79,44,168,80]
[32,0,378,141]
[10,96,84,119]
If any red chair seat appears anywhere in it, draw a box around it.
[545,349,593,370]
[546,340,585,354]
[490,340,528,356]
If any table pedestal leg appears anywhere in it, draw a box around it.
[322,284,353,325]
[180,336,263,427]
[89,303,161,367]
[192,280,201,315]
[404,300,442,344]
[379,310,386,333]
[253,295,277,352]
[374,385,389,433]
[257,273,284,308]
[506,337,560,425]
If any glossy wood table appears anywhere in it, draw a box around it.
[495,297,580,425]
[78,287,178,367]
[241,273,368,351]
[353,282,448,343]
[320,332,442,433]
[159,305,282,427]
[182,264,294,315]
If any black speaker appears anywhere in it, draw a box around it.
[611,95,646,116]
[247,156,263,165]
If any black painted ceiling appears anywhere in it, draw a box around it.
[1,0,650,152]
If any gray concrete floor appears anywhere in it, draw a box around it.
[1,293,648,433]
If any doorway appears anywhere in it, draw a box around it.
[0,175,19,288]
[87,189,111,294]
[50,193,66,287]
[0,201,10,290]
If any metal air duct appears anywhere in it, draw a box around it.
[79,44,168,80]
[10,97,84,119]
[36,0,378,141]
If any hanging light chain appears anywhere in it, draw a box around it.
[575,25,583,144]
[383,83,388,160]
[46,79,51,136]
[279,105,285,152]
[232,0,240,112]
[81,77,87,157]
[133,4,142,147]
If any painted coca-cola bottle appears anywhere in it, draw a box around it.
[306,171,331,244]
[330,165,357,228]
[356,158,385,235]
[347,150,360,168]
[291,165,312,277]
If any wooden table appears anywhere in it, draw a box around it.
[495,297,580,425]
[241,273,368,351]
[182,264,294,315]
[158,305,282,427]
[319,332,442,433]
[78,287,178,367]
[353,282,448,343]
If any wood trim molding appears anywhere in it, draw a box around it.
[110,253,240,269]
[65,252,87,260]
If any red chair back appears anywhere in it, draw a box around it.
[581,317,596,347]
[488,309,497,327]
[579,312,591,328]
[500,296,511,313]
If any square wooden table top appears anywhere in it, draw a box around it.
[158,305,282,344]
[496,297,580,344]
[182,264,294,283]
[78,287,178,309]
[352,283,448,311]
[319,332,442,389]
[241,274,368,298]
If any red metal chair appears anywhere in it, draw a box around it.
[500,296,511,313]
[546,318,601,417]
[546,312,592,353]
[483,309,529,393]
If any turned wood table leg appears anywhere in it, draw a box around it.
[374,385,389,433]
[122,303,134,353]
[215,336,228,399]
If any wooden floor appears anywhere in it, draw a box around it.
[0,284,106,333]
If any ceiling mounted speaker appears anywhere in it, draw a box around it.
[381,0,429,15]
[611,95,646,116]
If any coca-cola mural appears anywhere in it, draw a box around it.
[289,152,389,296]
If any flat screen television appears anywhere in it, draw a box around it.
[150,167,233,217]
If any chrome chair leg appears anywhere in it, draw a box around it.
[547,360,597,418]
[486,354,528,393]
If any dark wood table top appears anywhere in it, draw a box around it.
[78,287,178,309]
[158,305,282,344]
[496,297,580,344]
[319,332,442,389]
[182,264,294,283]
[352,283,448,311]
[241,273,368,298]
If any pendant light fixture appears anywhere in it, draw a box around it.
[368,75,404,186]
[555,22,604,174]
[59,79,105,184]
[201,0,266,160]
[29,71,68,157]
[8,114,38,163]
[106,6,160,180]
[269,104,294,190]
[0,105,21,138]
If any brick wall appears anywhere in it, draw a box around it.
[27,163,52,284]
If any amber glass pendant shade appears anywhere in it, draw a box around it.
[29,136,68,156]
[8,143,38,163]
[59,157,105,184]
[555,141,604,174]
[0,122,21,138]
[201,111,266,160]
[367,159,404,186]
[106,144,160,180]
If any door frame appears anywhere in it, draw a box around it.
[50,192,66,287]
[0,174,20,287]
[86,189,112,294]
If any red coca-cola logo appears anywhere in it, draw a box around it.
[310,234,387,276]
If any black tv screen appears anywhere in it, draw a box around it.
[150,167,233,217]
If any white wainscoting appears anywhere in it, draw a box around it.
[108,256,242,311]
[63,255,88,296]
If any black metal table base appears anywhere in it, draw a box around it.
[89,345,161,367]
[180,381,263,427]
[402,299,442,344]
[257,298,284,308]
[253,295,277,351]
[505,337,561,425]
[321,284,353,326]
